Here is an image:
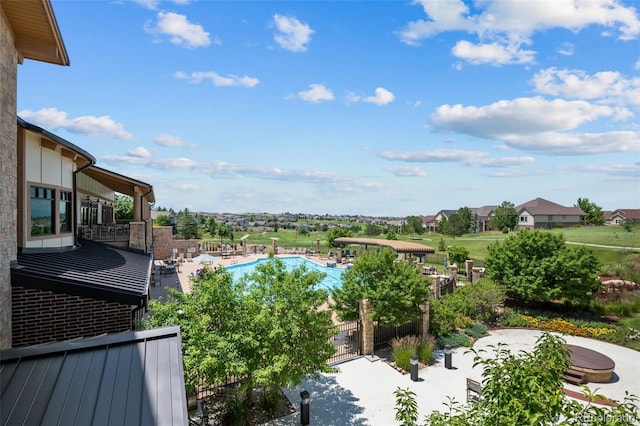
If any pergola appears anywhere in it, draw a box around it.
[333,237,435,259]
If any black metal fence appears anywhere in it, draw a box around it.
[374,320,419,348]
[329,320,360,364]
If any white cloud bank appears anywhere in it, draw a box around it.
[398,0,640,65]
[19,107,133,140]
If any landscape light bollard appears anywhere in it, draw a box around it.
[410,354,419,381]
[300,390,310,426]
[445,345,453,369]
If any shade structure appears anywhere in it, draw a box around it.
[192,253,218,264]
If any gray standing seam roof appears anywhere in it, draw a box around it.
[1,326,188,426]
[13,239,151,307]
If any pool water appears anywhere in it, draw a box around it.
[226,256,344,290]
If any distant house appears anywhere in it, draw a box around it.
[470,205,498,232]
[606,209,640,226]
[516,198,584,230]
[426,210,458,233]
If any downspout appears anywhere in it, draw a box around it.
[140,186,154,253]
[72,159,96,247]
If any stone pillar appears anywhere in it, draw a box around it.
[1,18,18,349]
[129,222,146,252]
[418,299,430,343]
[465,259,474,283]
[431,276,440,299]
[449,264,458,282]
[359,299,374,356]
[242,238,247,256]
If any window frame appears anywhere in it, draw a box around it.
[28,183,74,240]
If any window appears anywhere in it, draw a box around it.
[520,216,528,222]
[30,186,55,235]
[59,191,72,233]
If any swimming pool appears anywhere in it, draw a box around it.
[226,256,345,290]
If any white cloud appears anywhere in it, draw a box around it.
[134,0,191,10]
[154,133,187,147]
[294,84,335,102]
[432,97,622,138]
[386,166,427,177]
[452,40,535,65]
[147,12,210,49]
[431,97,639,154]
[556,42,575,56]
[503,131,640,155]
[379,149,534,168]
[532,67,640,105]
[635,57,640,70]
[380,149,486,163]
[128,146,151,158]
[398,0,640,65]
[577,162,640,177]
[19,107,133,140]
[347,87,395,105]
[273,14,314,52]
[175,71,259,87]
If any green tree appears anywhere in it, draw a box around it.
[576,197,605,226]
[176,208,198,239]
[440,208,474,237]
[154,214,171,226]
[485,230,600,303]
[206,216,217,236]
[403,216,425,235]
[114,193,133,221]
[332,248,430,325]
[326,227,353,248]
[446,245,470,267]
[365,223,383,236]
[386,229,398,240]
[489,201,518,233]
[146,260,335,415]
[419,332,640,425]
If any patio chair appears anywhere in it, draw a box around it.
[466,378,482,403]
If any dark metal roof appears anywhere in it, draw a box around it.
[1,326,188,426]
[334,237,435,254]
[12,239,151,306]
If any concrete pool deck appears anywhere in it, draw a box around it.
[267,328,640,425]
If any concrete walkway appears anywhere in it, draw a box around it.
[266,329,640,425]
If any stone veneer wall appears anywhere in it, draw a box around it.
[0,11,18,349]
[12,286,132,346]
[129,221,147,252]
[152,226,199,260]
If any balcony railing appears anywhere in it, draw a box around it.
[80,224,130,242]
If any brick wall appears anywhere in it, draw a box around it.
[12,287,133,346]
[153,226,199,260]
[0,10,18,349]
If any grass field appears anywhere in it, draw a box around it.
[206,225,640,271]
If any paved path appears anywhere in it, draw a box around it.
[266,329,640,426]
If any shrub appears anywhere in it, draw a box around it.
[429,298,456,337]
[502,308,529,327]
[417,335,436,365]
[437,332,471,349]
[454,315,473,330]
[392,335,421,371]
[392,335,435,370]
[464,322,487,338]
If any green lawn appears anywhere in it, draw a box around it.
[201,225,640,271]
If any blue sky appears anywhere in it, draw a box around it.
[18,0,640,216]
